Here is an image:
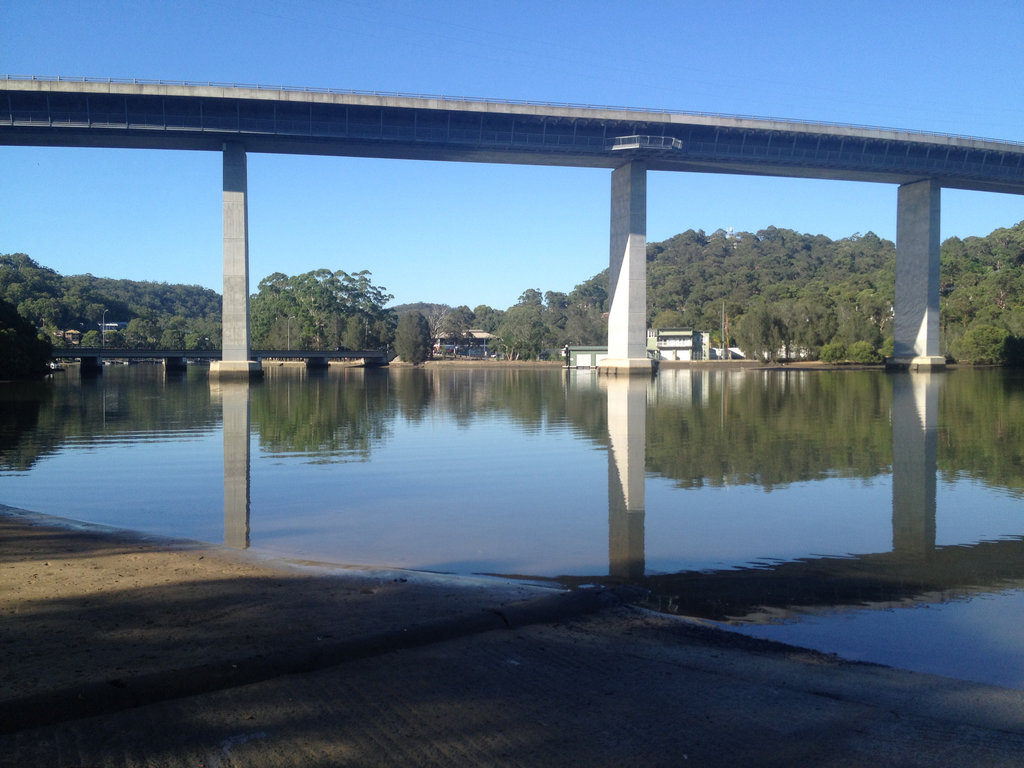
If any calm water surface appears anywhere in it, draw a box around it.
[3,363,1023,689]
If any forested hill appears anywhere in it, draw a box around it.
[637,221,1024,363]
[648,227,893,322]
[4,218,1024,362]
[0,253,222,349]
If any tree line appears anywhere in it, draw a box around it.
[643,220,1024,364]
[4,217,1024,369]
[0,253,221,351]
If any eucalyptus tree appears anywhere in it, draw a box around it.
[436,305,474,349]
[250,268,396,350]
[497,290,551,359]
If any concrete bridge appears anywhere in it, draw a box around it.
[60,347,388,375]
[6,76,1024,373]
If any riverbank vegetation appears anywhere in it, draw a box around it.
[0,253,221,350]
[3,219,1024,363]
[0,297,52,379]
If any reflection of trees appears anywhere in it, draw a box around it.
[641,368,1024,494]
[939,369,1024,493]
[645,370,892,490]
[251,368,392,461]
[388,367,608,436]
[8,366,1024,496]
[0,381,50,471]
[0,366,217,472]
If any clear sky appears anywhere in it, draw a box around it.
[3,0,1023,310]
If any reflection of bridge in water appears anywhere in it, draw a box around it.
[599,372,1024,622]
[213,371,1022,621]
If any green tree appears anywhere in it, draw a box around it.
[125,317,158,348]
[953,325,1011,365]
[497,303,549,359]
[395,311,431,364]
[820,341,847,363]
[472,304,503,333]
[160,329,186,349]
[341,315,365,350]
[437,305,474,350]
[737,301,786,361]
[847,340,882,364]
[651,309,687,328]
[0,297,52,379]
[517,288,544,306]
[562,303,606,346]
[250,268,395,350]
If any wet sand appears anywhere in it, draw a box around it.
[4,505,1024,767]
[0,506,555,713]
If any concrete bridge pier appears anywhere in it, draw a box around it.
[211,142,262,379]
[889,179,945,370]
[599,161,656,376]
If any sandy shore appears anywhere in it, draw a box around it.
[0,506,556,714]
[4,505,1024,766]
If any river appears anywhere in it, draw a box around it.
[2,362,1023,689]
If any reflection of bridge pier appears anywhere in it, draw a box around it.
[605,375,648,579]
[213,379,252,549]
[891,373,941,559]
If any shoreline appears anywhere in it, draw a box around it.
[4,505,1024,765]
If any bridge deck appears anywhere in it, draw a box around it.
[4,77,1024,194]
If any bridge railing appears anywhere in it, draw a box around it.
[608,135,684,151]
[5,74,1022,148]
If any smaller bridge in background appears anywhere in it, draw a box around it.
[56,347,389,374]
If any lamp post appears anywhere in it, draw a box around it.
[101,309,108,348]
[287,315,296,351]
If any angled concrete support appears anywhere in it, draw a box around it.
[212,142,262,378]
[599,161,656,376]
[889,179,944,370]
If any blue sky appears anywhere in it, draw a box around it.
[3,0,1023,310]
